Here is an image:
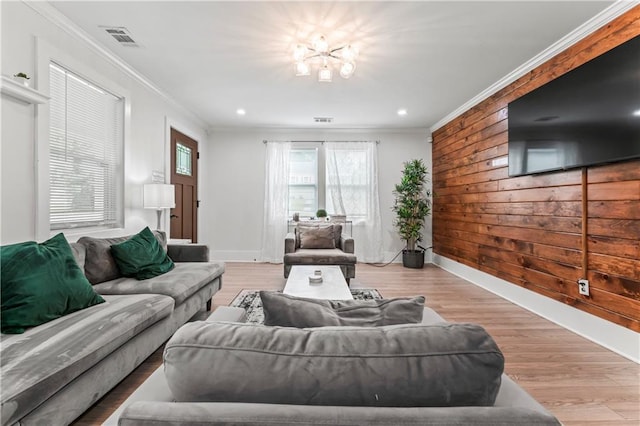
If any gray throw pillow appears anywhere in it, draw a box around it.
[77,235,132,284]
[261,291,425,327]
[295,224,342,248]
[294,224,314,247]
[164,321,504,407]
[298,225,335,249]
[77,230,167,284]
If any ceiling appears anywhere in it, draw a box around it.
[50,1,614,130]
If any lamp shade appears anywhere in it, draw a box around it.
[144,184,175,209]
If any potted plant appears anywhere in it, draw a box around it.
[13,72,30,87]
[392,159,431,268]
[315,209,328,221]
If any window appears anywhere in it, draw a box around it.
[288,147,319,216]
[175,142,193,176]
[326,146,369,218]
[48,63,124,230]
[287,142,373,219]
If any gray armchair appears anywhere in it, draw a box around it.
[284,223,356,283]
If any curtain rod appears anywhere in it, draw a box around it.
[263,140,380,144]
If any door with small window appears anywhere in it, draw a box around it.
[170,128,198,242]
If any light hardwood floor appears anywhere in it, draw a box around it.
[74,262,639,425]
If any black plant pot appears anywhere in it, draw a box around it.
[402,250,425,269]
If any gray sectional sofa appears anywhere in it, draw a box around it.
[113,305,561,425]
[0,232,224,426]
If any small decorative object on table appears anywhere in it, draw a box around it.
[292,212,299,222]
[315,209,328,221]
[309,270,323,284]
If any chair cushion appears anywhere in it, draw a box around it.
[92,262,225,305]
[110,227,174,280]
[284,249,356,265]
[0,294,173,426]
[332,223,343,246]
[1,233,105,334]
[164,321,504,407]
[261,291,425,327]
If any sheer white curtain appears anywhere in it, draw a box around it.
[260,142,291,263]
[325,141,383,263]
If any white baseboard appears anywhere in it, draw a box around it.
[380,248,433,265]
[432,254,639,364]
[211,249,434,265]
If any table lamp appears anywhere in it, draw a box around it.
[144,183,176,230]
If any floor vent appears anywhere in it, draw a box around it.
[314,117,333,123]
[102,27,139,47]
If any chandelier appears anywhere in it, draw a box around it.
[293,35,358,82]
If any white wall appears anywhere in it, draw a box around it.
[0,3,431,255]
[1,1,207,244]
[203,128,431,262]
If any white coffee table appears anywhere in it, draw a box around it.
[284,265,353,300]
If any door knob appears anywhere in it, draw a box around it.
[170,214,179,219]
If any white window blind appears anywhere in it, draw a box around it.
[49,63,124,230]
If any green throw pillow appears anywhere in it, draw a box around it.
[110,227,174,280]
[1,233,106,334]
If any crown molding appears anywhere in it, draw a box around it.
[430,0,639,133]
[208,126,431,135]
[23,0,209,129]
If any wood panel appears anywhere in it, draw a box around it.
[73,263,640,426]
[432,7,640,332]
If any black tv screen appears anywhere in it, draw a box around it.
[508,36,640,177]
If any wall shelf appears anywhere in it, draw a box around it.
[0,75,49,104]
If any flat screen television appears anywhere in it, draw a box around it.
[507,36,640,177]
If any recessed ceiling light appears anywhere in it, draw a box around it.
[236,108,246,116]
[397,109,408,116]
[633,109,640,117]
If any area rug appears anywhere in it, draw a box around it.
[229,288,383,324]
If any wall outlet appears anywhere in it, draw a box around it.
[578,279,590,296]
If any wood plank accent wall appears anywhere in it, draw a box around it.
[432,7,640,332]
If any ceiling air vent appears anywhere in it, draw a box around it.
[314,117,333,123]
[102,26,139,47]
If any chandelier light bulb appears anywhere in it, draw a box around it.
[313,35,329,54]
[339,61,356,79]
[341,45,358,62]
[293,44,307,62]
[295,61,310,76]
[318,64,332,82]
